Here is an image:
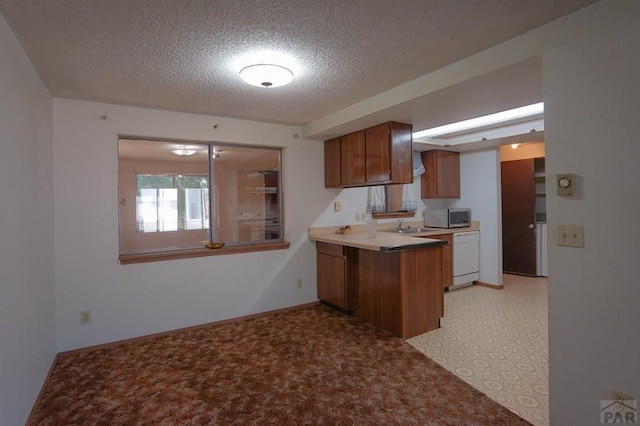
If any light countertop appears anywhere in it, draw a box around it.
[309,221,479,252]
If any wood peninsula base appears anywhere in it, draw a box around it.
[314,236,445,339]
[354,245,443,338]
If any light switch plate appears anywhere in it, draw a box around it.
[557,224,584,248]
[334,201,341,212]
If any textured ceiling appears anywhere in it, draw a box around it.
[0,0,599,126]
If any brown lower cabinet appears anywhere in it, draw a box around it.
[316,242,355,312]
[316,241,444,338]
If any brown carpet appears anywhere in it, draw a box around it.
[29,305,530,425]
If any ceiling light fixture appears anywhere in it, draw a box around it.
[413,102,544,139]
[171,145,197,156]
[239,64,293,88]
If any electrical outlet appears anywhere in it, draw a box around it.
[80,310,91,324]
[334,201,341,212]
[355,212,365,221]
[557,224,584,248]
[296,278,303,288]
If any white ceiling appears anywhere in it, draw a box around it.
[0,0,599,138]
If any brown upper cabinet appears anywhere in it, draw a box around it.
[324,137,342,187]
[420,150,460,198]
[324,121,413,188]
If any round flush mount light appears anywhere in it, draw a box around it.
[239,64,293,88]
[171,145,197,156]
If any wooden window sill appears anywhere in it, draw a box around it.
[371,211,417,220]
[119,241,291,265]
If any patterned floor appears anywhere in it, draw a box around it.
[408,274,548,426]
[30,304,529,425]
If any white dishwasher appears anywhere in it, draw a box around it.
[452,231,480,289]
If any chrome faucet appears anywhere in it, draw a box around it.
[396,219,405,231]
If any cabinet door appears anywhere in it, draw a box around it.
[421,150,460,198]
[324,138,342,187]
[340,131,366,186]
[437,151,460,197]
[365,123,391,184]
[317,242,347,310]
[389,122,413,184]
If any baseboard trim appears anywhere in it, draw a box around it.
[474,281,504,289]
[59,301,321,357]
[26,352,59,424]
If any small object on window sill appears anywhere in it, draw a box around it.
[338,225,352,234]
[205,242,225,249]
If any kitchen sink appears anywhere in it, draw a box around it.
[383,227,444,234]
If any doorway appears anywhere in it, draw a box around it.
[500,143,546,276]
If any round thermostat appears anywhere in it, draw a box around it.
[558,176,572,188]
[557,173,575,196]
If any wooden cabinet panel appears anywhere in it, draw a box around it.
[429,234,453,288]
[389,122,413,184]
[324,138,341,188]
[355,246,443,338]
[420,150,460,198]
[442,243,453,289]
[365,123,392,184]
[400,246,443,335]
[316,242,350,311]
[340,131,366,185]
[317,241,344,257]
[324,121,413,188]
[356,250,402,336]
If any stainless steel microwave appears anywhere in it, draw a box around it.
[424,208,471,228]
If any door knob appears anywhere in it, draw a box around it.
[528,224,535,229]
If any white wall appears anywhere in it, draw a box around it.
[0,13,56,425]
[543,2,640,424]
[53,99,335,351]
[451,150,503,286]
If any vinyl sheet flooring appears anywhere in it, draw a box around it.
[408,274,549,426]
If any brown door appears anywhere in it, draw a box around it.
[501,159,537,275]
